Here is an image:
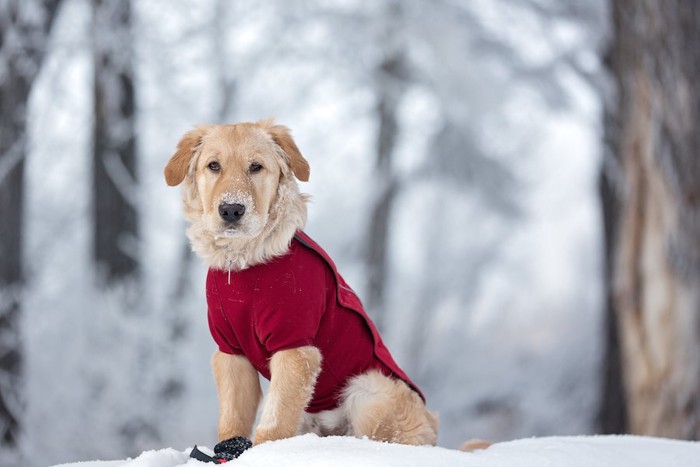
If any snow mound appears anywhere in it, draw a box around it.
[54,434,700,467]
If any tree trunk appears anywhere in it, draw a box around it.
[598,158,628,434]
[0,0,62,448]
[365,0,406,331]
[92,0,139,283]
[603,0,700,439]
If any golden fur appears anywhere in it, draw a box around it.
[165,120,439,447]
[211,351,261,440]
[255,346,322,444]
[341,371,438,445]
[459,439,493,452]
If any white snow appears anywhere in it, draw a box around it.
[53,434,700,467]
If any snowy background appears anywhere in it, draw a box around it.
[4,0,611,465]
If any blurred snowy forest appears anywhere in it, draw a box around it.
[7,0,688,465]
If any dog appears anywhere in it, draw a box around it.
[164,119,439,456]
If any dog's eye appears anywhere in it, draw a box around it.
[207,161,221,172]
[249,162,263,173]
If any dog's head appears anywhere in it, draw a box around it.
[164,119,309,268]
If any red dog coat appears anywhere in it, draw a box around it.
[207,230,424,413]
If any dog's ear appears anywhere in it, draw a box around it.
[164,127,207,186]
[260,120,310,182]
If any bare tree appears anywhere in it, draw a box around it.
[0,0,62,448]
[91,0,163,451]
[602,0,700,438]
[92,0,138,283]
[364,0,408,330]
[598,74,627,434]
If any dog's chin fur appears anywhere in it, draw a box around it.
[182,172,308,271]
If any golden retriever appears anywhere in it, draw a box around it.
[164,119,442,455]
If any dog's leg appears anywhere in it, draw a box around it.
[342,371,438,446]
[212,350,262,441]
[254,346,322,445]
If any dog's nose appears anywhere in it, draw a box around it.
[219,203,246,223]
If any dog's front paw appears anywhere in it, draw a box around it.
[254,427,290,446]
[253,428,274,446]
[214,436,253,461]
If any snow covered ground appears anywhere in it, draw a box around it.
[55,434,700,467]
